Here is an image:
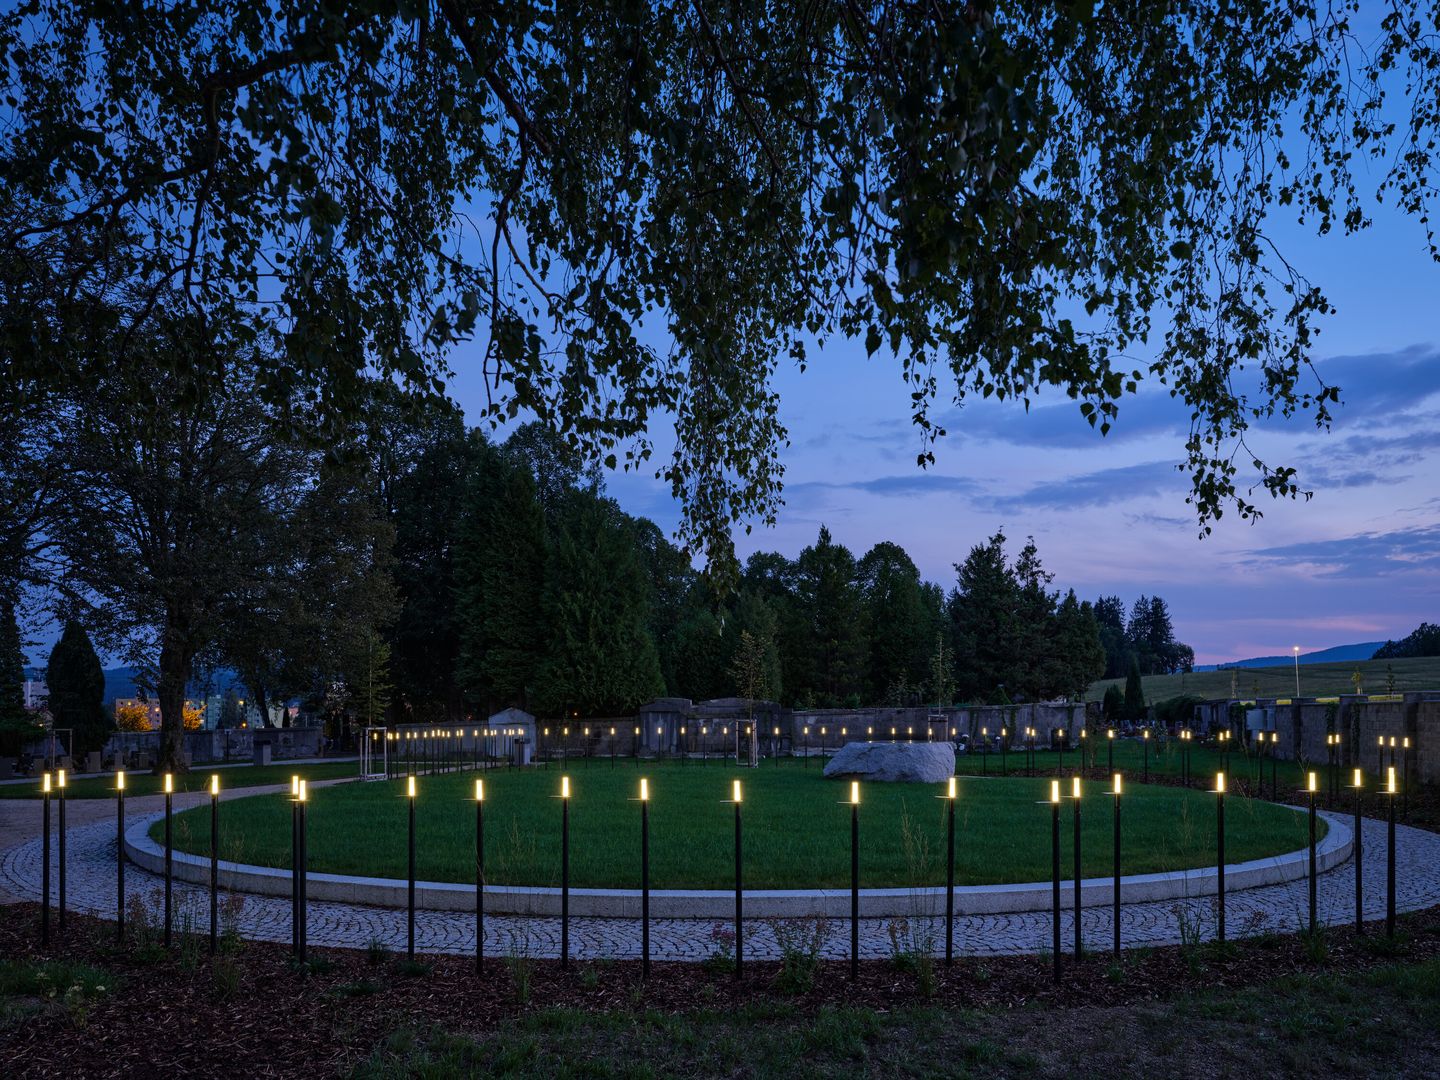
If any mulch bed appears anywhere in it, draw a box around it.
[5,897,1440,1079]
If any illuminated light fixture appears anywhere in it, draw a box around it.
[1050,780,1061,804]
[1352,768,1363,788]
[732,779,742,803]
[57,769,65,789]
[165,773,175,794]
[640,778,649,801]
[407,775,417,799]
[947,777,957,800]
[850,781,860,805]
[1113,773,1123,795]
[561,776,571,799]
[1072,777,1081,799]
[475,779,484,801]
[1388,766,1398,794]
[116,771,125,791]
[1216,772,1226,794]
[297,779,307,802]
[1308,771,1318,794]
[42,772,51,794]
[210,774,220,796]
[1108,730,1115,740]
[290,775,299,797]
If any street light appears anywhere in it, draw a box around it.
[1293,645,1301,697]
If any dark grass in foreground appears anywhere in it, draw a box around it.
[158,761,1319,888]
[0,760,361,800]
[4,903,1440,1078]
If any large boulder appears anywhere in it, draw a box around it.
[822,741,955,784]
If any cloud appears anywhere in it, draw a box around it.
[991,460,1184,511]
[1315,345,1440,421]
[786,473,983,499]
[1240,524,1440,580]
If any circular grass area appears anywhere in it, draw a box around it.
[159,761,1323,890]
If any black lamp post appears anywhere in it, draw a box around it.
[1215,772,1226,944]
[40,772,50,947]
[57,769,66,935]
[1110,773,1122,958]
[1306,771,1318,934]
[475,778,485,973]
[849,781,860,982]
[115,771,126,943]
[1386,766,1397,938]
[1050,780,1062,984]
[164,772,174,949]
[1352,768,1365,935]
[640,777,651,979]
[1071,776,1083,959]
[943,777,956,966]
[406,774,417,959]
[209,774,220,953]
[560,775,571,969]
[732,779,743,979]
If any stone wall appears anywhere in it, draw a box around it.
[1256,694,1440,784]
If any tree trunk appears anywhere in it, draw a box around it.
[156,628,193,773]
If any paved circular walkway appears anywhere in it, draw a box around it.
[3,807,1438,960]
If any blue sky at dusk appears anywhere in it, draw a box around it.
[449,189,1440,667]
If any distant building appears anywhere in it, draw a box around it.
[23,678,47,710]
[113,698,207,730]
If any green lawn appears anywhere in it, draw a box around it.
[963,736,1342,793]
[0,759,362,800]
[1085,653,1440,702]
[161,760,1319,889]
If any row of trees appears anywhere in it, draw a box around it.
[3,310,1195,766]
[1374,624,1440,661]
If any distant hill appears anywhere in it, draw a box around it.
[1199,641,1385,671]
[25,665,246,707]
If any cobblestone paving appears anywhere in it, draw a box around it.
[3,810,1437,961]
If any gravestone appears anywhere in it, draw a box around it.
[822,741,955,784]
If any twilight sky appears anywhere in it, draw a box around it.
[450,193,1440,666]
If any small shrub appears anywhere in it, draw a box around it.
[768,916,830,996]
[366,937,391,967]
[211,957,241,1002]
[503,932,533,1005]
[702,923,736,975]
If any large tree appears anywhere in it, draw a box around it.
[45,620,108,755]
[856,541,931,705]
[792,526,864,707]
[11,3,1439,574]
[55,325,308,770]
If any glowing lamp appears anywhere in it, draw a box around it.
[297,779,307,802]
[850,781,860,805]
[732,779,742,804]
[116,771,125,792]
[1308,772,1318,794]
[57,769,65,789]
[1050,780,1061,804]
[407,775,416,799]
[1216,772,1226,794]
[1387,766,1398,794]
[561,776,571,799]
[947,777,957,800]
[41,773,51,794]
[640,778,649,801]
[475,779,484,802]
[210,774,220,796]
[1113,773,1123,796]
[1353,768,1363,789]
[1072,777,1081,799]
[165,773,174,794]
[290,775,299,797]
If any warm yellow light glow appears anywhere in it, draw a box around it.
[210,774,220,796]
[1050,780,1061,804]
[1353,768,1363,788]
[1216,772,1226,794]
[640,778,649,802]
[1143,729,1150,740]
[116,771,125,792]
[1404,737,1411,749]
[165,773,174,794]
[850,780,860,805]
[41,773,50,793]
[1308,771,1318,794]
[290,775,299,796]
[1390,736,1397,748]
[1113,773,1123,796]
[561,776,571,799]
[1072,777,1081,799]
[1388,766,1398,794]
[1080,729,1087,739]
[298,779,307,803]
[732,779,742,803]
[947,777,957,799]
[475,779,484,802]
[1107,729,1114,739]
[407,775,416,799]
